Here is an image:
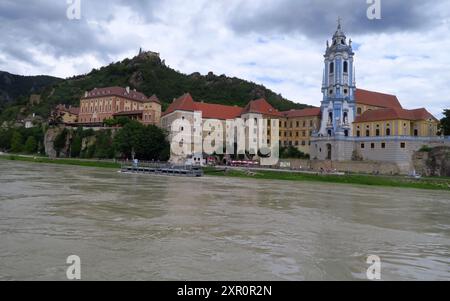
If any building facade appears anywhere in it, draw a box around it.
[310,22,445,172]
[78,86,161,126]
[52,104,80,124]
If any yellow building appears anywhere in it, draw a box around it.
[53,104,79,124]
[279,108,321,154]
[354,107,439,137]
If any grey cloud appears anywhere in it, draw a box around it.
[0,0,161,65]
[226,0,449,39]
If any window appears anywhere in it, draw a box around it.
[303,121,306,127]
[357,108,362,115]
[330,62,334,74]
[376,129,380,136]
[381,143,386,149]
[302,141,306,146]
[356,130,360,137]
[414,129,418,136]
[343,61,348,73]
[310,120,313,127]
[366,130,370,137]
[344,130,349,137]
[400,142,406,148]
[371,143,375,149]
[361,143,365,149]
[386,128,391,136]
[296,121,299,127]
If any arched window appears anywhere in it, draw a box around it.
[330,62,334,74]
[343,61,348,73]
[386,128,391,136]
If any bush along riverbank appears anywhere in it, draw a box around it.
[203,167,450,191]
[0,154,121,169]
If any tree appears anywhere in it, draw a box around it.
[10,131,23,153]
[54,128,68,157]
[113,121,169,160]
[24,136,38,154]
[0,129,13,151]
[94,130,114,158]
[279,146,309,159]
[439,109,450,136]
[70,135,82,158]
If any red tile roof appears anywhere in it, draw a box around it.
[241,98,283,117]
[82,87,150,103]
[355,89,402,109]
[282,107,321,118]
[194,102,242,120]
[162,93,242,120]
[162,93,196,116]
[355,107,437,123]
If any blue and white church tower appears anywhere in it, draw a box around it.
[317,19,356,138]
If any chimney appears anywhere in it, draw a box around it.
[126,86,130,94]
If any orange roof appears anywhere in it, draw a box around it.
[194,102,242,120]
[282,107,321,118]
[82,87,150,103]
[241,98,283,117]
[355,89,402,109]
[355,107,437,123]
[162,93,242,120]
[162,93,196,116]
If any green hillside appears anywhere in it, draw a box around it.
[0,51,310,123]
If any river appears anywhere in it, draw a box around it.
[0,160,449,280]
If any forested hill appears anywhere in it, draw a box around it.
[0,51,310,122]
[0,71,61,108]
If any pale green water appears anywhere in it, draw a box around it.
[0,160,449,280]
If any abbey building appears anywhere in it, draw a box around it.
[309,21,446,171]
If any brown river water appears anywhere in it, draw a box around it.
[0,160,449,280]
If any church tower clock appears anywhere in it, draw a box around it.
[317,19,356,137]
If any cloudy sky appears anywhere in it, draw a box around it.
[1,0,449,116]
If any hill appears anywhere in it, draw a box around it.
[0,51,310,122]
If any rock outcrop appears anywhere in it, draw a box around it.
[413,146,450,176]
